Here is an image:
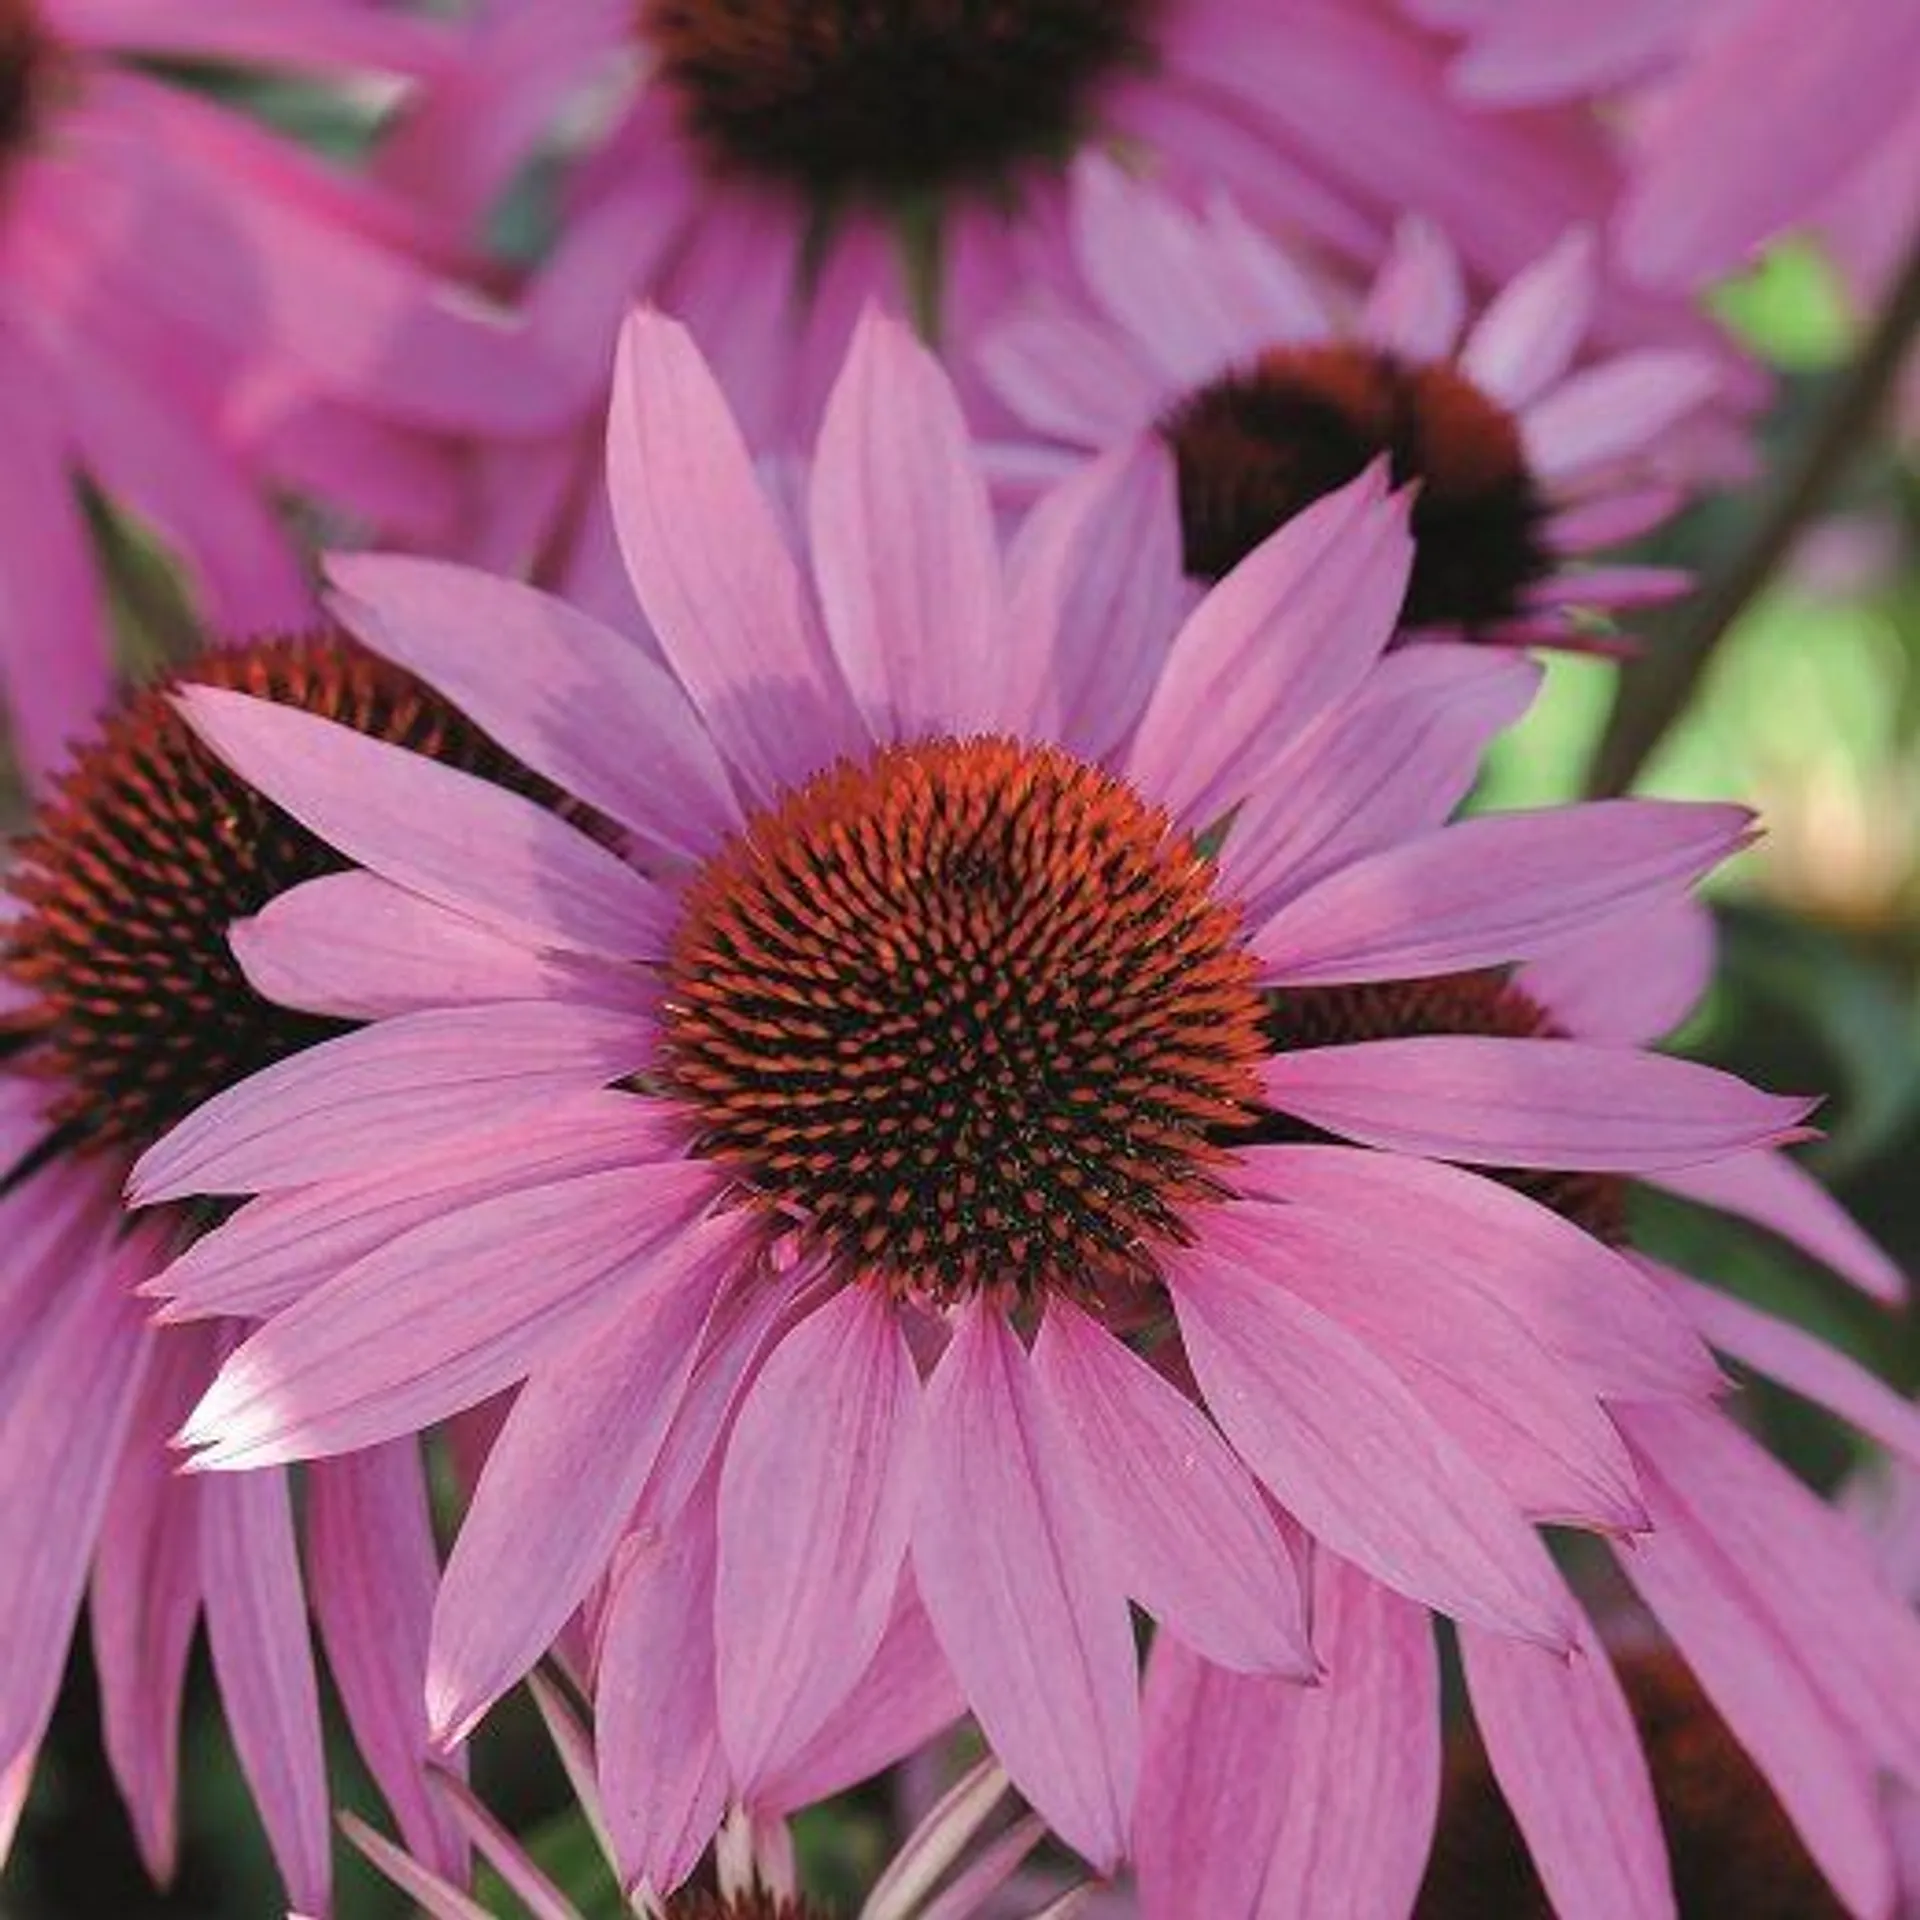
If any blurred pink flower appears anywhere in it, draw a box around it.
[0,0,573,783]
[980,165,1721,647]
[138,310,1809,1889]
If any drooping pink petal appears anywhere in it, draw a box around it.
[1236,1146,1717,1400]
[976,304,1166,449]
[1221,644,1540,920]
[199,1464,330,1916]
[1517,892,1714,1046]
[913,1304,1139,1873]
[1202,1201,1644,1531]
[1256,1555,1441,1920]
[717,1285,924,1793]
[325,553,741,863]
[1031,1299,1313,1675]
[176,686,670,960]
[179,1161,722,1469]
[425,1772,580,1920]
[1259,1037,1814,1171]
[339,1812,494,1920]
[1650,1149,1907,1305]
[232,873,645,1022]
[606,309,854,803]
[810,309,1007,739]
[1522,352,1722,484]
[1459,1606,1676,1920]
[1171,1248,1573,1641]
[1253,801,1749,986]
[307,1442,466,1883]
[1126,467,1412,826]
[1359,217,1466,360]
[130,1002,654,1203]
[427,1216,744,1747]
[598,1520,730,1902]
[1458,228,1598,409]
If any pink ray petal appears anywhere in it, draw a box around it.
[130,1001,654,1203]
[428,1217,743,1746]
[1522,352,1722,484]
[1458,229,1598,410]
[1254,800,1749,986]
[176,686,669,960]
[598,1520,729,1901]
[339,1811,496,1920]
[55,0,458,75]
[178,1161,721,1469]
[913,1303,1139,1873]
[976,304,1166,449]
[308,1442,466,1883]
[1259,1037,1815,1171]
[1459,1606,1676,1920]
[1517,893,1714,1046]
[325,553,740,863]
[717,1285,924,1793]
[200,1464,329,1915]
[426,1772,580,1920]
[607,308,855,803]
[810,309,1007,739]
[1032,1299,1314,1675]
[1171,1250,1573,1642]
[1359,217,1466,361]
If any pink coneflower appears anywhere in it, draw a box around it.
[131,309,1818,1889]
[0,0,573,783]
[0,631,602,1906]
[979,165,1718,646]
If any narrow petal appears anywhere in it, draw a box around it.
[1359,217,1466,360]
[913,1304,1139,1872]
[232,873,643,1021]
[1517,893,1714,1046]
[598,1522,729,1901]
[718,1285,924,1792]
[200,1466,330,1915]
[1032,1300,1313,1675]
[606,309,852,801]
[859,1757,1011,1920]
[177,686,669,959]
[179,1162,721,1469]
[1459,229,1597,409]
[1460,1608,1676,1920]
[810,309,1007,738]
[1651,1149,1907,1305]
[307,1443,466,1882]
[340,1814,493,1920]
[1523,352,1722,484]
[1172,1250,1573,1641]
[424,1774,579,1920]
[1254,801,1749,986]
[1260,1037,1814,1171]
[325,553,741,863]
[1257,1556,1441,1920]
[427,1217,742,1746]
[131,1002,653,1203]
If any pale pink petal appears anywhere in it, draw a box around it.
[916,1815,1048,1920]
[1667,1272,1920,1470]
[179,1162,722,1469]
[177,686,669,960]
[427,1216,743,1746]
[1004,439,1190,762]
[200,1464,329,1915]
[598,1521,729,1901]
[976,304,1166,449]
[1171,1250,1573,1641]
[150,1093,681,1323]
[717,1285,924,1792]
[1031,1299,1313,1675]
[1259,1037,1814,1171]
[1651,1149,1907,1305]
[1547,486,1688,553]
[325,553,740,863]
[606,309,853,802]
[1134,1635,1295,1920]
[308,1443,466,1883]
[1221,645,1541,918]
[340,1812,494,1920]
[1443,0,1685,104]
[1523,353,1723,484]
[913,1304,1139,1872]
[1257,1555,1441,1920]
[56,0,456,74]
[1459,230,1598,409]
[1127,467,1413,825]
[1254,800,1749,986]
[425,1773,579,1920]
[1359,217,1467,360]
[810,309,1007,738]
[1517,893,1714,1046]
[1202,1202,1643,1531]
[1526,565,1693,610]
[1459,1607,1676,1920]
[1611,1405,1901,1916]
[1236,1146,1717,1400]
